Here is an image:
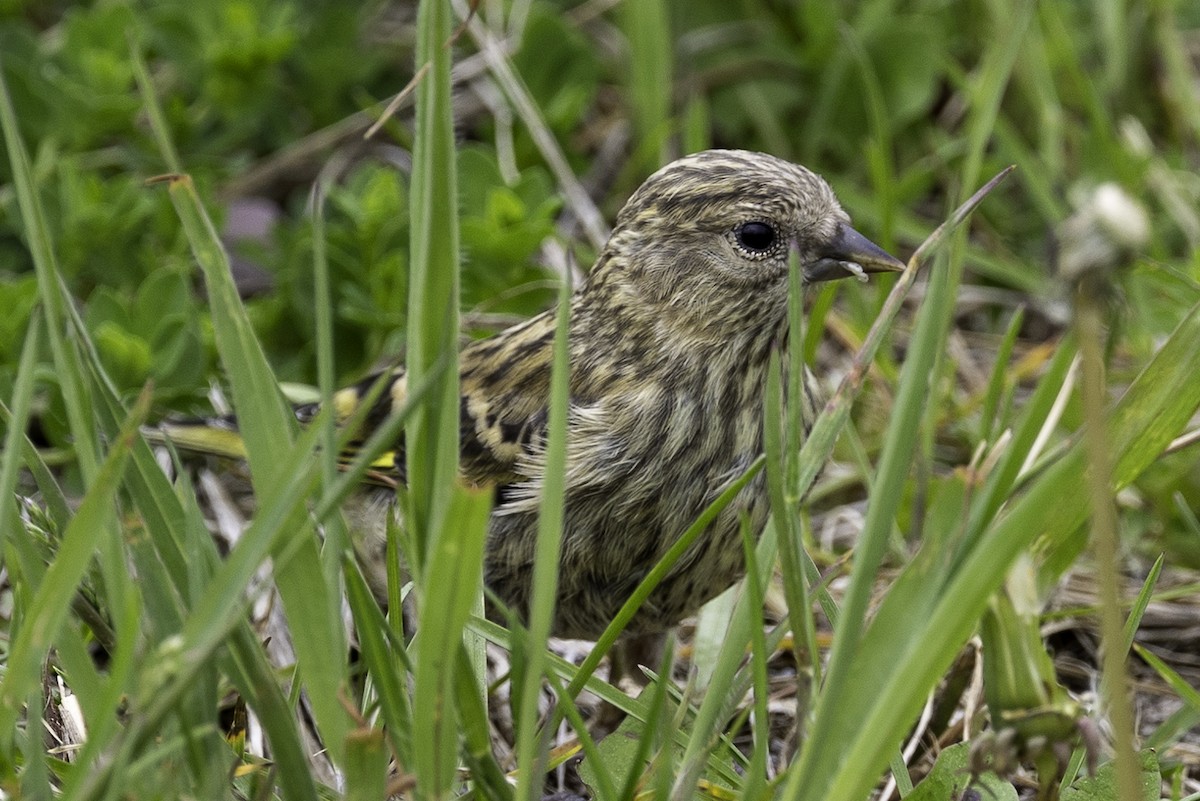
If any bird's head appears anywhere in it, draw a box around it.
[589,150,904,338]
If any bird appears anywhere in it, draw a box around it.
[161,149,904,647]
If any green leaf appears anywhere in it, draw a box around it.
[578,717,646,796]
[907,742,1017,801]
[511,8,601,135]
[1060,750,1160,801]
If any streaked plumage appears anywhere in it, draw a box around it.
[168,149,903,640]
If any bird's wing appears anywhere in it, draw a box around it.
[310,312,559,489]
[152,314,560,491]
[455,313,557,487]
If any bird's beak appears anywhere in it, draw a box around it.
[804,224,906,283]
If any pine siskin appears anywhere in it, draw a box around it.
[164,149,903,642]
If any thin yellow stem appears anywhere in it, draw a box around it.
[1075,289,1139,801]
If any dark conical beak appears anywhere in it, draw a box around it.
[804,224,906,283]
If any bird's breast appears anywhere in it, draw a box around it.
[485,356,782,639]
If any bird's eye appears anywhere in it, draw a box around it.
[734,221,777,254]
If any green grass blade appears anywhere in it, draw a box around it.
[765,352,819,692]
[128,38,181,173]
[0,312,40,558]
[220,628,324,801]
[673,527,775,796]
[345,727,389,801]
[344,558,414,761]
[162,175,297,480]
[736,520,771,800]
[412,485,492,798]
[841,25,896,249]
[959,333,1077,560]
[405,0,461,572]
[979,305,1026,445]
[1122,555,1163,657]
[311,182,350,599]
[514,267,571,801]
[1133,644,1200,715]
[158,167,351,761]
[455,641,516,801]
[621,0,673,169]
[0,63,99,481]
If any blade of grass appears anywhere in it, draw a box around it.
[671,512,783,798]
[1133,644,1200,716]
[0,58,100,483]
[129,39,181,173]
[156,165,351,762]
[783,252,821,698]
[629,637,680,801]
[0,312,40,558]
[160,174,297,477]
[0,407,69,528]
[405,0,461,573]
[841,22,897,250]
[957,333,1077,563]
[310,182,350,610]
[1077,282,1141,801]
[18,682,47,799]
[218,627,324,801]
[1122,554,1163,656]
[453,641,516,801]
[734,519,771,801]
[621,0,673,170]
[1153,4,1200,140]
[979,306,1025,445]
[404,4,482,796]
[345,726,389,801]
[765,353,821,705]
[412,485,492,798]
[513,263,571,801]
[344,558,414,760]
[799,0,898,154]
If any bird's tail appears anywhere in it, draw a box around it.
[145,413,401,489]
[145,416,250,461]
